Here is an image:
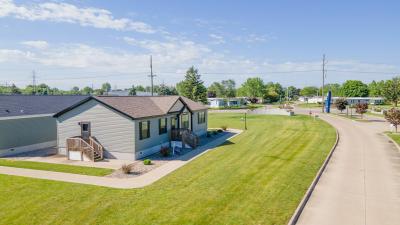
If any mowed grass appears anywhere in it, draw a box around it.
[0,159,114,176]
[386,132,400,145]
[0,114,336,225]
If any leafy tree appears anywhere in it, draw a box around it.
[342,80,369,97]
[300,86,319,97]
[265,82,284,102]
[239,77,264,98]
[335,98,348,113]
[101,82,111,92]
[287,86,301,100]
[136,85,146,92]
[324,83,342,97]
[158,84,178,95]
[384,108,400,132]
[382,77,400,107]
[81,86,93,95]
[70,86,80,95]
[207,82,225,97]
[368,80,385,97]
[129,85,136,96]
[221,79,236,98]
[355,103,368,119]
[176,66,207,103]
[93,89,104,95]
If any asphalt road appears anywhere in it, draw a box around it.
[296,109,400,225]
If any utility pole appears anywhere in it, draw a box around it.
[322,54,327,113]
[148,55,156,96]
[32,70,36,95]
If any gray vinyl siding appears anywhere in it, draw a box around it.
[192,110,208,136]
[56,99,135,155]
[0,116,56,150]
[134,114,177,153]
[169,99,184,112]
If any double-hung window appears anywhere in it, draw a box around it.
[139,121,150,140]
[159,118,167,134]
[198,112,206,124]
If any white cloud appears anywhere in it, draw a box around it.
[0,0,155,33]
[123,37,211,63]
[209,34,225,44]
[234,34,276,43]
[21,40,49,49]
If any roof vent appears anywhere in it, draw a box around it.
[5,109,10,113]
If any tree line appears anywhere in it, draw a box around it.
[1,66,399,105]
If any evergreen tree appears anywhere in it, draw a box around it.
[176,66,207,103]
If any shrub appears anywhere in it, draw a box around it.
[335,98,348,112]
[217,129,223,133]
[121,164,132,174]
[160,146,170,157]
[221,125,228,131]
[212,130,218,135]
[206,131,212,137]
[355,103,368,118]
[143,159,151,165]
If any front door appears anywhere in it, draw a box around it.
[80,122,91,139]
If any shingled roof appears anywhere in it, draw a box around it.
[0,95,88,118]
[54,96,207,119]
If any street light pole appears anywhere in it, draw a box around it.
[244,112,247,130]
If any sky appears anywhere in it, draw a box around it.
[0,0,400,90]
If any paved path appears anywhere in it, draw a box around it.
[296,111,400,225]
[0,130,241,189]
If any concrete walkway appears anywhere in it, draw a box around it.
[296,111,400,225]
[0,129,241,189]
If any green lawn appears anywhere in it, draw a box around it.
[0,114,336,225]
[0,159,114,176]
[386,132,400,146]
[296,103,322,108]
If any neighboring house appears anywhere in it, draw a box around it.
[299,96,323,104]
[0,95,87,157]
[54,96,208,160]
[207,97,246,108]
[332,97,384,105]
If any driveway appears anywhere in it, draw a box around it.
[296,109,400,225]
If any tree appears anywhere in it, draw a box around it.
[93,89,104,95]
[335,98,348,113]
[384,108,400,132]
[81,86,93,95]
[264,82,284,103]
[287,86,301,100]
[239,77,264,99]
[176,66,207,103]
[101,82,111,93]
[325,83,342,97]
[382,77,400,107]
[342,80,369,97]
[300,86,319,97]
[355,103,368,119]
[70,86,80,95]
[221,79,236,98]
[207,82,225,97]
[369,80,385,97]
[158,84,178,95]
[129,85,136,96]
[136,85,145,92]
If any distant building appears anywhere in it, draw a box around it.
[332,97,384,105]
[207,97,247,108]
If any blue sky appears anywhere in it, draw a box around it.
[0,0,399,90]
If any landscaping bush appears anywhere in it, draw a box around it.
[143,159,151,165]
[206,131,212,137]
[217,129,223,133]
[160,146,170,157]
[212,130,218,135]
[221,125,228,131]
[121,164,132,174]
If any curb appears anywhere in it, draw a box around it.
[382,133,400,153]
[287,124,340,225]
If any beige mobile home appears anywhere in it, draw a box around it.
[54,96,208,160]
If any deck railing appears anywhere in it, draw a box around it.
[171,129,200,149]
[66,136,103,161]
